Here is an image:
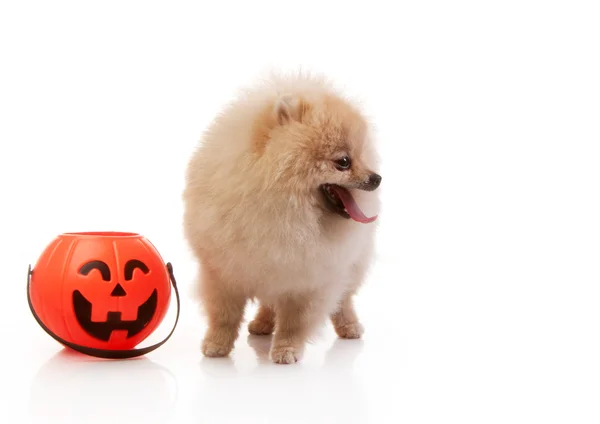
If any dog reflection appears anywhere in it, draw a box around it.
[195,335,366,424]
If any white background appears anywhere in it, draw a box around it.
[1,1,599,423]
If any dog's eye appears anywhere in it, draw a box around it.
[335,156,351,170]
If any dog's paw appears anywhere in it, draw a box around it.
[248,319,274,335]
[270,346,299,364]
[202,339,233,357]
[334,322,364,339]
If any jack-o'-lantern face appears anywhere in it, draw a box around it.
[73,258,157,341]
[29,232,171,350]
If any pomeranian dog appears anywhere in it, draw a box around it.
[182,72,382,364]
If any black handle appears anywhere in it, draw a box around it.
[27,262,180,359]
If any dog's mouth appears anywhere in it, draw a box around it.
[320,184,377,224]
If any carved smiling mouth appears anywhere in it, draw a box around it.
[72,289,157,341]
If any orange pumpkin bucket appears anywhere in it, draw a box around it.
[27,232,180,359]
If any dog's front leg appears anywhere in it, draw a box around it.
[330,293,364,339]
[270,293,323,364]
[199,267,247,357]
[330,255,371,339]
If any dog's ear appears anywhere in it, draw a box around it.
[251,94,311,154]
[274,94,308,125]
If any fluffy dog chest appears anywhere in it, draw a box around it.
[230,222,372,296]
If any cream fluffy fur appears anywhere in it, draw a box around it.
[182,72,381,364]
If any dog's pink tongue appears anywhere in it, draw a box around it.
[331,186,378,224]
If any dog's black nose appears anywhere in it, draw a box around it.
[368,173,382,189]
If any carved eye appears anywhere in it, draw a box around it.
[79,260,111,281]
[335,156,351,170]
[124,259,149,281]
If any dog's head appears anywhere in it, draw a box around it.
[252,91,381,223]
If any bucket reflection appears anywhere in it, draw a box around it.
[29,349,177,424]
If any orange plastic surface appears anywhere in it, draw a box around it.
[29,232,171,350]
